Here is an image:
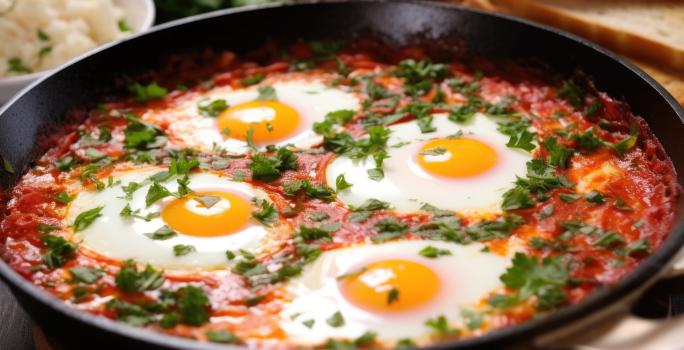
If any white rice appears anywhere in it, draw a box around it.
[0,0,128,77]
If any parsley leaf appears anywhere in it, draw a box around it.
[387,288,400,305]
[506,129,536,152]
[371,217,409,243]
[249,146,298,182]
[145,182,173,207]
[7,58,32,74]
[326,311,345,327]
[557,80,584,109]
[501,186,535,211]
[466,214,523,241]
[73,207,103,232]
[54,191,74,204]
[115,260,164,293]
[69,267,103,284]
[197,98,228,117]
[585,190,606,204]
[145,225,178,240]
[419,245,452,258]
[41,234,77,268]
[123,113,166,150]
[611,122,639,156]
[425,315,459,335]
[500,252,569,309]
[120,204,159,222]
[543,137,574,168]
[128,82,167,101]
[206,330,241,344]
[173,244,196,256]
[257,85,277,100]
[251,198,279,226]
[335,174,353,191]
[283,179,336,201]
[243,73,265,86]
[393,59,451,97]
[349,199,391,223]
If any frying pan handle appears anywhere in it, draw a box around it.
[536,308,684,350]
[574,314,684,350]
[665,247,684,277]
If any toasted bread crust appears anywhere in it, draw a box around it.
[487,0,684,72]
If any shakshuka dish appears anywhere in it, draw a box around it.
[0,39,678,348]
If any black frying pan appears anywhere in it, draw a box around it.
[1,1,683,349]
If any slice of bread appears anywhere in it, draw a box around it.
[486,0,684,72]
[449,0,684,105]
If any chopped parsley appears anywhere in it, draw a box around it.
[387,288,400,305]
[283,179,336,201]
[543,137,574,168]
[115,260,165,294]
[123,113,166,150]
[7,58,32,74]
[393,59,451,97]
[41,234,77,268]
[128,82,167,102]
[500,252,569,309]
[120,204,159,221]
[54,191,74,204]
[69,267,103,284]
[145,226,178,240]
[466,214,523,241]
[335,174,353,191]
[117,20,131,32]
[206,330,241,344]
[424,315,459,335]
[557,80,584,109]
[313,109,355,136]
[173,244,196,257]
[326,311,345,327]
[371,217,409,243]
[584,190,606,204]
[37,29,50,41]
[419,245,452,258]
[197,98,228,117]
[251,198,279,226]
[257,85,277,100]
[243,73,265,86]
[72,206,104,232]
[145,182,173,207]
[249,146,298,182]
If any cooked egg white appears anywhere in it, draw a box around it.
[68,170,270,270]
[279,240,510,346]
[165,79,359,153]
[326,114,532,216]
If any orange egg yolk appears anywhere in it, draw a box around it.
[417,137,497,178]
[338,259,441,313]
[217,100,300,143]
[161,191,252,237]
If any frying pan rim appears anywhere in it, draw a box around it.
[0,1,683,349]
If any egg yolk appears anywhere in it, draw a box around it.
[161,191,252,237]
[417,138,497,178]
[338,259,441,313]
[217,100,300,143]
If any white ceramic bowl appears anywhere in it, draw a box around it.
[0,0,155,103]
